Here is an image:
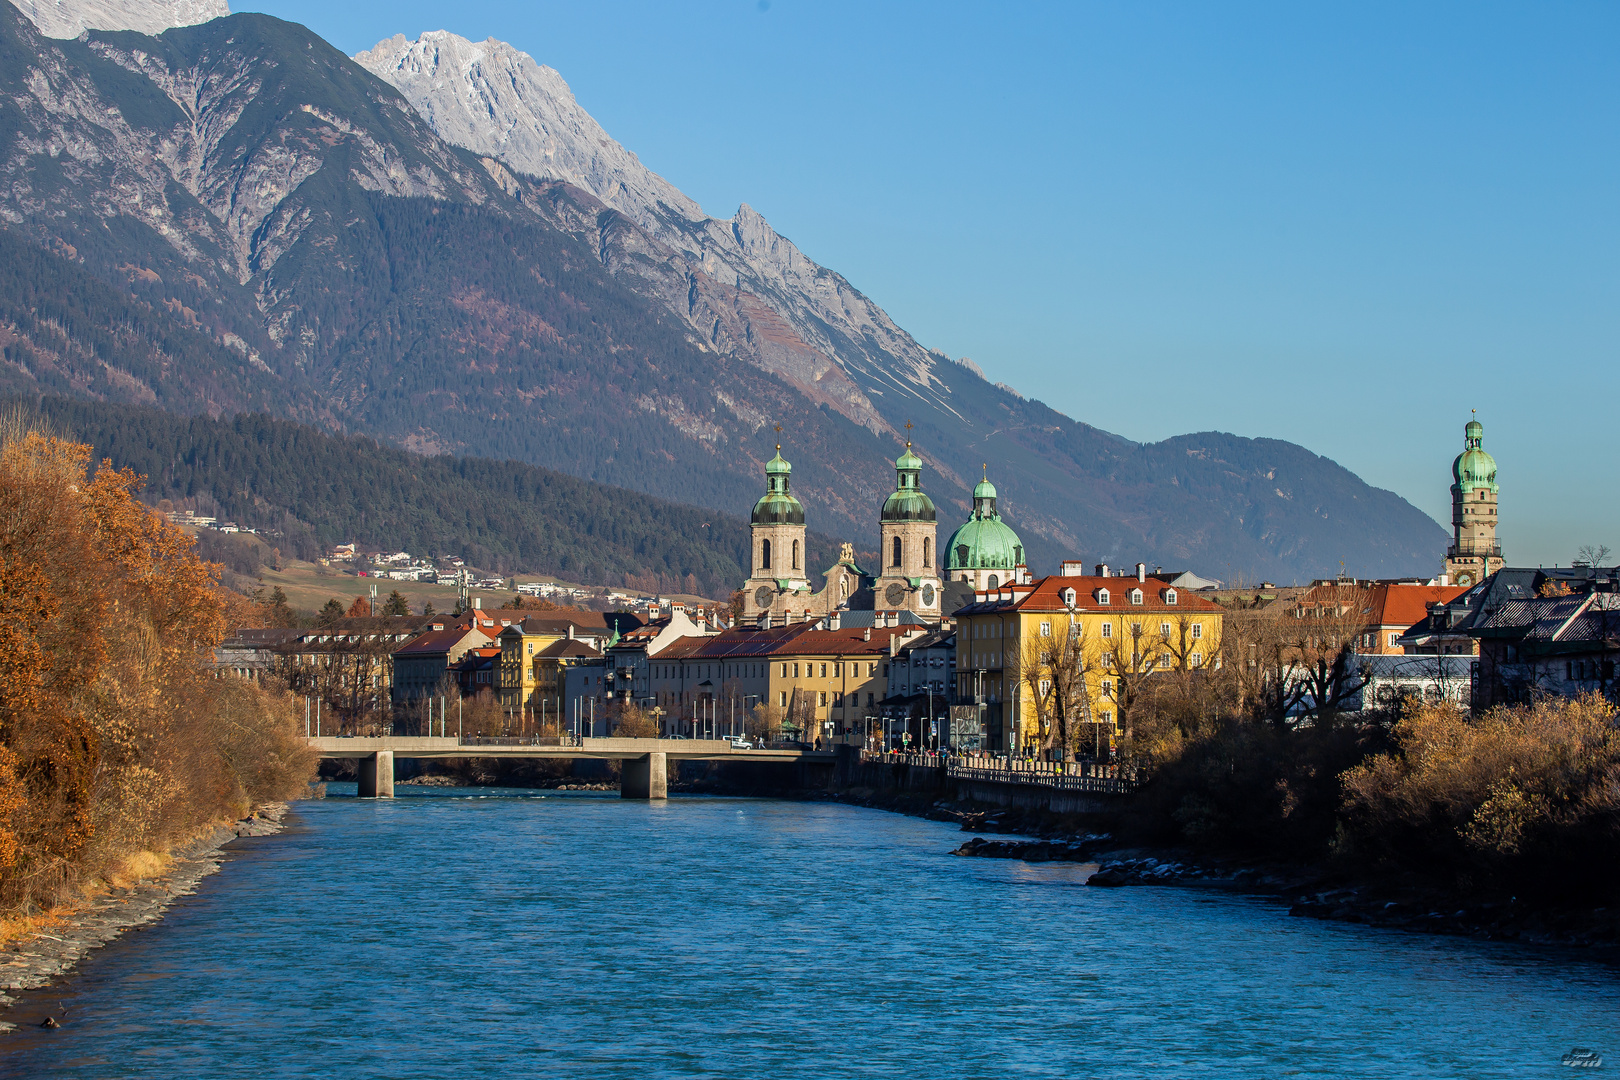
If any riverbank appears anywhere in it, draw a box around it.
[0,803,294,1031]
[814,785,1620,953]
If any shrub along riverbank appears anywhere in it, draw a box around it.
[0,422,314,920]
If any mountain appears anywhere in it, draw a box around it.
[28,395,835,598]
[11,0,224,39]
[0,2,1449,582]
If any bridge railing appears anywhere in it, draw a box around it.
[455,734,583,748]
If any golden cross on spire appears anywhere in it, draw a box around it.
[774,423,782,452]
[904,420,913,448]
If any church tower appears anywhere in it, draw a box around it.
[1444,416,1504,588]
[874,437,942,616]
[743,445,810,621]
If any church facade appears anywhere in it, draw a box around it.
[740,442,946,624]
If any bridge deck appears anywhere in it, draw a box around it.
[305,736,833,762]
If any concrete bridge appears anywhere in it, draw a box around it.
[306,736,833,800]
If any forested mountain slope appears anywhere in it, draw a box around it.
[31,396,842,598]
[0,4,1448,580]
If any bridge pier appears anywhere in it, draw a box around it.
[357,751,395,799]
[621,752,667,800]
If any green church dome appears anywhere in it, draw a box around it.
[945,471,1024,572]
[881,442,936,523]
[753,447,805,525]
[1451,420,1498,494]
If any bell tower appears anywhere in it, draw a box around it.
[1444,414,1504,588]
[743,440,809,621]
[874,425,942,616]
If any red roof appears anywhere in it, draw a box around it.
[657,622,914,660]
[954,574,1223,616]
[1368,584,1468,628]
[394,627,493,656]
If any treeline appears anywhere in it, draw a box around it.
[1110,609,1620,902]
[25,397,841,599]
[0,423,313,913]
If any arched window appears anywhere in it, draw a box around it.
[1165,588,1178,605]
[1097,588,1110,605]
[1130,589,1143,605]
[1062,588,1076,606]
[792,539,800,570]
[922,537,932,567]
[988,574,999,589]
[892,536,902,567]
[956,544,970,565]
[761,538,772,570]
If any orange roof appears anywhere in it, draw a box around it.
[954,574,1223,616]
[654,622,913,660]
[1368,584,1467,628]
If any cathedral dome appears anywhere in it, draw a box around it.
[945,470,1024,572]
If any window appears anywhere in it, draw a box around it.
[819,663,827,678]
[819,691,828,706]
[1097,588,1110,605]
[1190,652,1203,668]
[1130,589,1143,605]
[1165,588,1177,605]
[1388,632,1398,647]
[1062,587,1076,606]
[792,539,800,570]
[761,538,771,571]
[833,663,841,677]
[1160,623,1171,637]
[892,536,902,567]
[779,691,788,707]
[1040,621,1052,637]
[1192,624,1202,640]
[867,692,875,706]
[1159,654,1172,669]
[1101,679,1113,698]
[923,537,932,567]
[793,663,800,678]
[988,574,999,589]
[1101,622,1113,639]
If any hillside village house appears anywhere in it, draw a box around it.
[953,564,1224,754]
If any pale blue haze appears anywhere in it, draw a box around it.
[2,789,1617,1076]
[236,1,1620,567]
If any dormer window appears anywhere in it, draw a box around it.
[1096,588,1110,605]
[1062,587,1076,606]
[1165,588,1177,605]
[1130,589,1143,605]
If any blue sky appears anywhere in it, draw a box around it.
[241,0,1620,569]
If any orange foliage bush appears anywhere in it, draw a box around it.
[1339,694,1620,893]
[0,432,315,911]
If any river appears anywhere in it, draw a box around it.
[1,787,1614,1078]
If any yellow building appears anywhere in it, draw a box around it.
[645,618,917,743]
[497,614,613,711]
[953,569,1223,754]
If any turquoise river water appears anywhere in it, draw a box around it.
[0,786,1615,1078]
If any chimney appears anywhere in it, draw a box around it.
[1097,563,1109,578]
[1060,560,1084,577]
[759,611,772,629]
[474,597,481,609]
[828,611,841,630]
[567,624,575,640]
[864,626,872,642]
[1137,563,1146,582]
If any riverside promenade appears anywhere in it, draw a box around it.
[846,750,1142,813]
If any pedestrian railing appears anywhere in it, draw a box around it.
[859,750,1141,794]
[457,734,584,747]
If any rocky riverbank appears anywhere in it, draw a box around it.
[0,803,293,1031]
[826,789,1620,952]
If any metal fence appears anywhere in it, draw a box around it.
[457,734,584,748]
[861,750,1141,795]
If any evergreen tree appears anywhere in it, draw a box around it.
[318,598,345,626]
[384,590,409,616]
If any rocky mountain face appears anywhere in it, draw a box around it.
[13,0,225,39]
[0,3,1448,581]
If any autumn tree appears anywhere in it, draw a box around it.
[346,595,371,617]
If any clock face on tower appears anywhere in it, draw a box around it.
[884,583,906,606]
[754,586,773,608]
[921,584,936,607]
[1453,570,1475,587]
